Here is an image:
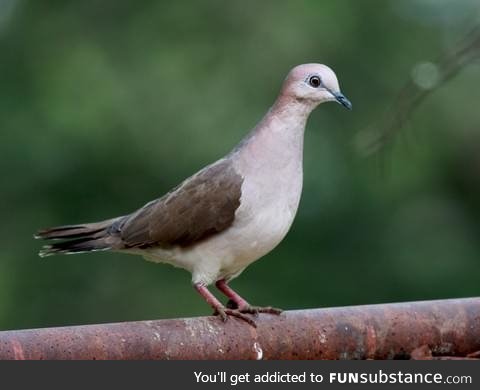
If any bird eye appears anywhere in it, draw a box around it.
[308,75,321,88]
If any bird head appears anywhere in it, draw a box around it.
[281,63,352,110]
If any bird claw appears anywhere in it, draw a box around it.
[214,297,281,327]
[239,305,283,316]
[225,299,282,316]
[214,308,258,327]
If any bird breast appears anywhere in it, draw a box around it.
[203,150,303,279]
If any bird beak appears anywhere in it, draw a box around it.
[332,91,352,110]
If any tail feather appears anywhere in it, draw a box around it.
[35,225,105,240]
[36,218,121,257]
[39,238,111,257]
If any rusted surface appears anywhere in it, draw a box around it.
[0,297,478,360]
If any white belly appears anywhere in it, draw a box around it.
[215,192,298,280]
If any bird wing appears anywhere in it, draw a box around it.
[116,158,243,249]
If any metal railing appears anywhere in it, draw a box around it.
[0,297,478,359]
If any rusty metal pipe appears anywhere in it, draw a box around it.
[0,297,479,360]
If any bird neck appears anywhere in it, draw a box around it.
[234,95,314,170]
[264,94,315,132]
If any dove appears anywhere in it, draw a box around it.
[36,63,352,326]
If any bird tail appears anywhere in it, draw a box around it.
[35,218,120,257]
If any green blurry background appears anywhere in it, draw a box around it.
[0,0,479,330]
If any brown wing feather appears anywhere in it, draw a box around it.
[117,159,243,249]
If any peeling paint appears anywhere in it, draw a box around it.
[253,342,263,360]
[12,340,25,360]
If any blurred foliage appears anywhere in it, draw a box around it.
[0,0,479,330]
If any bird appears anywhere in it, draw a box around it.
[35,63,351,327]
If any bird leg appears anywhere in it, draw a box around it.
[215,279,283,316]
[193,283,257,327]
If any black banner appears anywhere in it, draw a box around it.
[0,361,476,389]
